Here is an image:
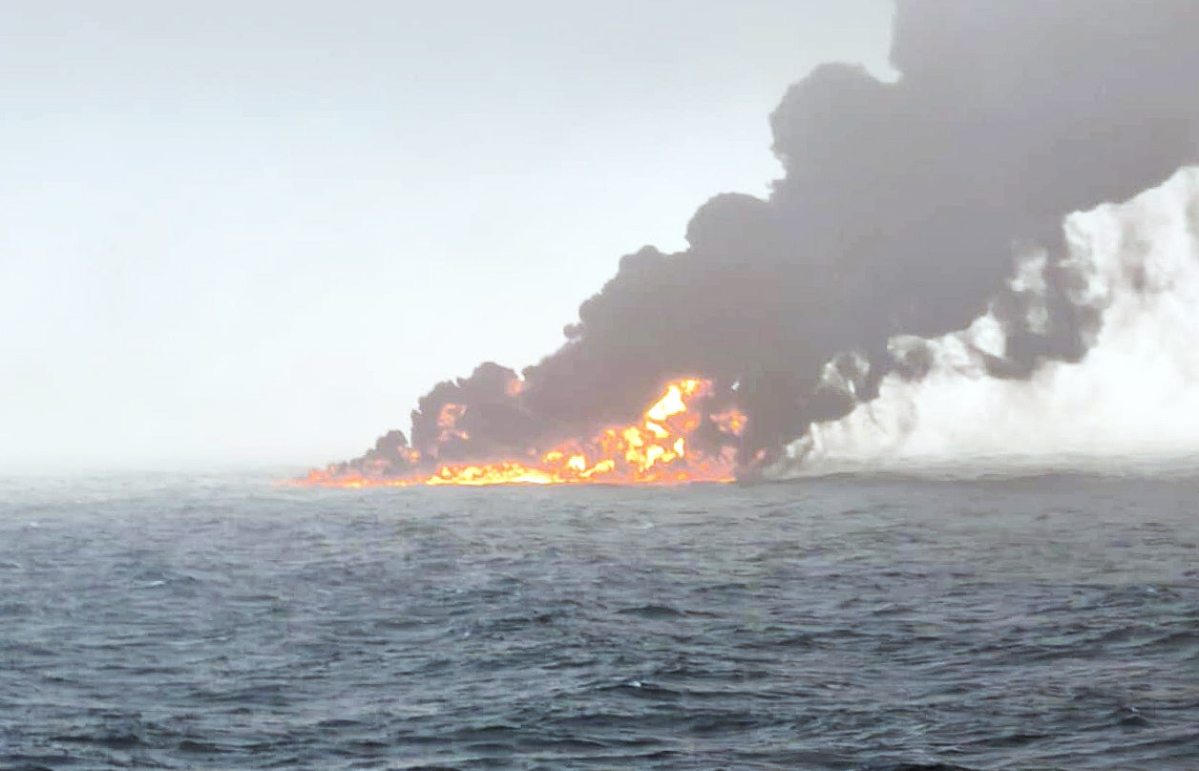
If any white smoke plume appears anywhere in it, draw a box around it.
[781,166,1199,473]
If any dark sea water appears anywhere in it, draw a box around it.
[1,469,1197,770]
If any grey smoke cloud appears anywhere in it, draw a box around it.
[332,0,1199,478]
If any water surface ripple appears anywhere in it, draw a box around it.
[1,471,1197,769]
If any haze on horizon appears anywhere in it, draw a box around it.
[0,0,893,473]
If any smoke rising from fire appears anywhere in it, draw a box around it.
[322,0,1199,481]
[782,167,1199,471]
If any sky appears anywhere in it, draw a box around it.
[0,0,893,472]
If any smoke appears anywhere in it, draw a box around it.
[327,1,1199,479]
[782,166,1199,471]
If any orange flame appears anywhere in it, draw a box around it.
[710,409,747,437]
[302,377,746,488]
[435,403,470,443]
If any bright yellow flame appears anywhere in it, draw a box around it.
[301,377,748,488]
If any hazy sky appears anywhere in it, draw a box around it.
[1,1,893,472]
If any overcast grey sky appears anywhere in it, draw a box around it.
[1,1,893,472]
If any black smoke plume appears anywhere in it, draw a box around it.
[327,0,1199,479]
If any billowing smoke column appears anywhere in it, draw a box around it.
[320,0,1199,483]
[787,166,1199,472]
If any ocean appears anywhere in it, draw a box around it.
[1,470,1196,769]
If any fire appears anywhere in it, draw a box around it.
[710,409,746,436]
[436,403,470,442]
[302,377,746,488]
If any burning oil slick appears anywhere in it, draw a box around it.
[307,1,1199,487]
[305,378,746,487]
